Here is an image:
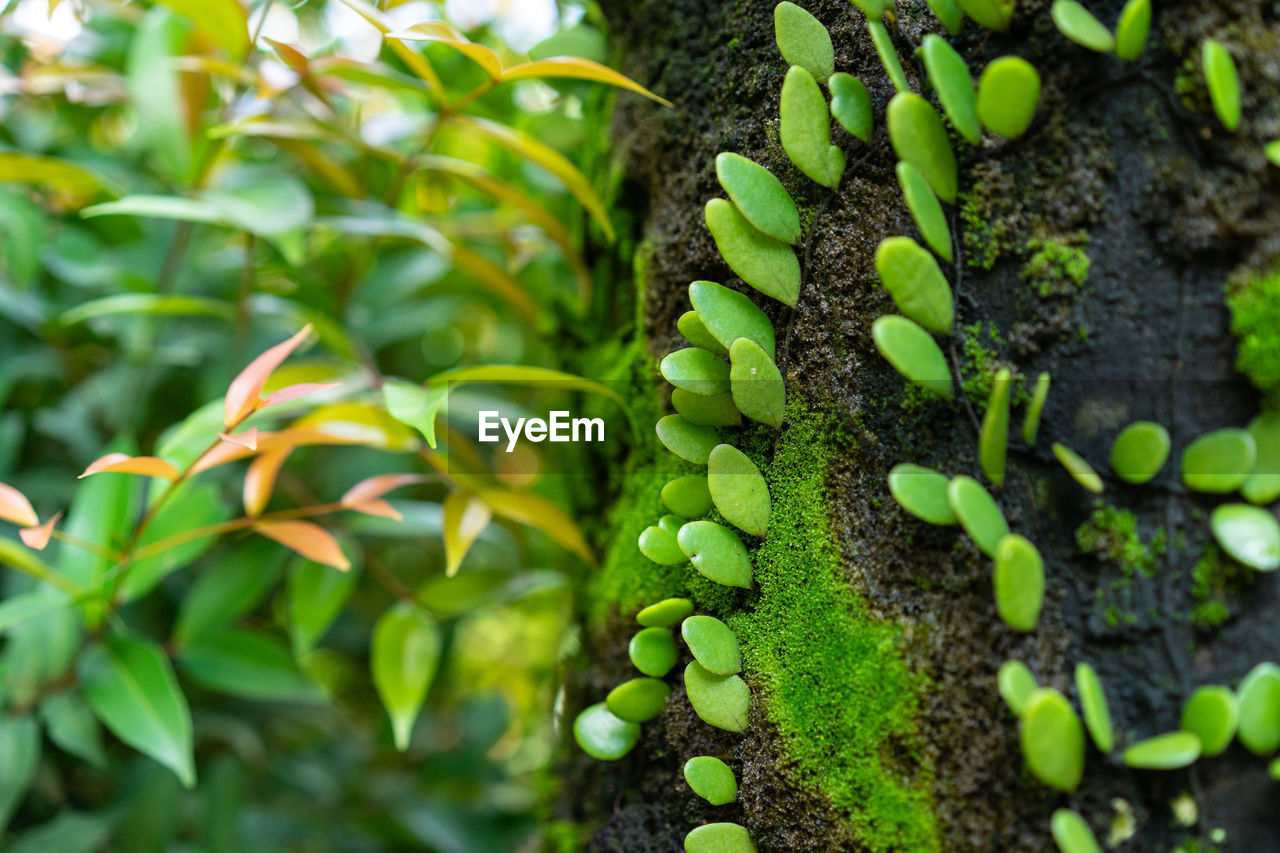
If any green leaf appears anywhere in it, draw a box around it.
[1122,731,1201,769]
[871,315,953,400]
[875,236,954,333]
[629,627,678,677]
[867,20,909,94]
[372,602,442,751]
[178,628,322,702]
[678,310,729,355]
[681,614,742,675]
[993,534,1043,632]
[715,153,801,245]
[705,199,802,306]
[155,0,249,59]
[60,294,236,327]
[956,0,1015,31]
[683,756,738,806]
[8,811,112,853]
[888,463,958,525]
[430,364,636,436]
[1239,662,1280,755]
[729,338,787,427]
[1202,39,1241,132]
[1180,685,1239,758]
[1074,662,1114,753]
[684,661,750,732]
[707,444,771,537]
[1020,688,1085,792]
[0,152,115,200]
[606,677,671,722]
[637,598,695,628]
[171,540,285,646]
[829,73,873,143]
[848,0,894,18]
[685,823,756,853]
[1266,139,1280,167]
[1210,504,1280,571]
[0,715,40,829]
[977,56,1041,139]
[125,480,231,602]
[1181,428,1256,493]
[287,559,361,656]
[672,388,742,427]
[1022,372,1050,445]
[779,66,845,189]
[80,634,195,787]
[690,280,777,358]
[573,702,640,760]
[920,35,980,146]
[1242,411,1280,505]
[638,522,685,565]
[382,380,449,449]
[926,0,964,35]
[1052,443,1104,494]
[1050,0,1115,53]
[887,92,958,203]
[662,475,713,518]
[1050,809,1102,853]
[126,8,194,185]
[947,475,1009,557]
[656,414,720,463]
[1113,0,1151,60]
[677,520,754,588]
[773,1,834,83]
[39,693,107,768]
[661,347,731,396]
[980,368,1012,486]
[0,591,73,636]
[897,162,953,264]
[998,660,1038,715]
[1109,421,1171,485]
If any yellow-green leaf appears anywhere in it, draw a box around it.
[500,57,671,105]
[155,0,249,59]
[371,602,441,751]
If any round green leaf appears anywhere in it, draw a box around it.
[1109,421,1170,484]
[656,414,720,464]
[920,35,980,146]
[1020,688,1085,792]
[994,534,1044,632]
[875,236,954,333]
[1051,809,1102,853]
[1074,662,1114,754]
[1202,39,1241,132]
[672,388,742,427]
[729,338,786,428]
[1238,662,1280,755]
[573,702,640,760]
[871,315,953,400]
[1050,0,1115,53]
[1113,0,1151,60]
[606,677,672,722]
[1210,504,1280,571]
[658,514,683,536]
[683,756,738,805]
[1181,428,1256,493]
[1052,443,1104,494]
[926,0,963,34]
[715,153,801,245]
[980,368,1012,486]
[371,603,441,751]
[947,475,1009,557]
[1266,139,1280,167]
[780,65,845,189]
[707,444,771,537]
[678,310,729,355]
[1242,411,1280,505]
[888,463,958,526]
[661,347,730,396]
[998,660,1038,716]
[956,0,1014,31]
[677,520,754,588]
[829,72,872,143]
[637,598,695,628]
[638,523,685,565]
[896,162,953,262]
[773,2,834,83]
[663,475,713,519]
[684,822,756,853]
[887,92,958,203]
[705,198,801,307]
[1122,731,1201,769]
[681,614,742,675]
[684,661,750,733]
[867,20,909,94]
[689,280,777,358]
[1022,371,1051,446]
[1180,685,1238,758]
[629,627,678,677]
[977,56,1041,139]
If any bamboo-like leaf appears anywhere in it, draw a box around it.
[18,512,61,551]
[0,152,114,200]
[342,474,427,511]
[372,602,441,750]
[78,453,180,481]
[255,521,350,571]
[443,491,492,577]
[155,0,249,59]
[243,448,290,517]
[60,294,236,327]
[476,488,593,564]
[224,325,313,427]
[338,0,444,95]
[388,21,503,78]
[0,482,39,527]
[500,57,672,105]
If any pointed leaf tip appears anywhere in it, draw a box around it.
[0,482,39,528]
[218,427,259,450]
[256,520,350,570]
[80,453,180,481]
[19,511,62,551]
[223,324,314,427]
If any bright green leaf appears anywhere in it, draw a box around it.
[1050,0,1115,53]
[662,475,713,518]
[707,444,770,537]
[637,598,695,628]
[383,380,448,449]
[1210,504,1280,571]
[705,198,802,306]
[689,280,777,358]
[684,661,750,733]
[629,627,678,677]
[1180,685,1238,758]
[661,347,731,396]
[287,558,360,656]
[39,693,106,769]
[1020,688,1085,792]
[887,92,958,203]
[947,475,1009,557]
[678,310,729,355]
[672,388,742,427]
[639,522,685,565]
[1109,421,1171,485]
[1113,0,1151,60]
[829,73,872,143]
[1051,809,1102,853]
[875,236,954,333]
[1074,662,1114,753]
[897,161,953,263]
[956,0,1015,31]
[773,2,834,83]
[715,153,801,245]
[888,463,958,525]
[867,20,909,94]
[728,338,786,428]
[998,659,1038,715]
[980,368,1012,486]
[683,756,738,805]
[926,0,964,35]
[994,534,1043,632]
[871,315,953,400]
[606,677,671,722]
[1122,731,1201,769]
[573,702,640,760]
[921,35,980,146]
[372,602,441,751]
[1181,428,1256,493]
[1237,662,1280,755]
[656,414,720,463]
[1052,443,1104,494]
[1202,39,1241,132]
[779,65,845,189]
[677,520,753,588]
[977,56,1041,139]
[681,614,742,675]
[1022,371,1050,445]
[1242,411,1280,504]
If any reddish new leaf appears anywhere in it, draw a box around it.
[223,325,313,428]
[255,520,349,571]
[261,382,340,410]
[0,482,39,528]
[340,473,427,509]
[243,448,291,517]
[19,511,62,551]
[80,453,180,481]
[217,427,259,450]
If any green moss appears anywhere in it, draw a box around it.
[959,321,1023,408]
[1189,543,1254,631]
[1226,259,1280,402]
[1075,502,1165,578]
[1021,236,1090,299]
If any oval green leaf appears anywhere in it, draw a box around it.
[729,337,786,428]
[1022,371,1051,445]
[638,597,695,628]
[977,56,1041,139]
[888,463,958,526]
[947,475,1010,557]
[1203,39,1241,132]
[780,65,845,189]
[1051,0,1115,53]
[1210,504,1280,571]
[980,368,1012,486]
[927,0,964,34]
[871,315,953,400]
[574,702,640,760]
[606,676,672,722]
[663,475,713,519]
[672,387,742,427]
[656,414,720,464]
[372,603,441,751]
[1052,443,1104,493]
[689,280,777,358]
[1020,688,1085,792]
[1051,809,1102,853]
[678,520,754,588]
[661,347,731,396]
[875,236,954,333]
[994,534,1044,632]
[829,72,872,143]
[629,627,679,678]
[999,659,1038,716]
[639,523,686,565]
[678,310,729,355]
[707,444,771,537]
[1181,428,1256,493]
[921,35,980,146]
[774,1,834,83]
[1238,662,1280,755]
[683,756,738,805]
[715,153,801,245]
[1242,411,1280,505]
[684,822,756,853]
[684,661,750,733]
[1113,0,1151,60]
[956,0,1014,31]
[887,92,958,203]
[896,162,953,262]
[1122,731,1201,769]
[1074,662,1114,754]
[1180,685,1238,758]
[681,614,742,675]
[705,198,801,307]
[1110,421,1170,484]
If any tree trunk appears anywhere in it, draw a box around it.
[563,0,1280,849]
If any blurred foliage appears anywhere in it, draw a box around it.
[0,0,651,848]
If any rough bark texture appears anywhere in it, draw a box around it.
[563,0,1280,850]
